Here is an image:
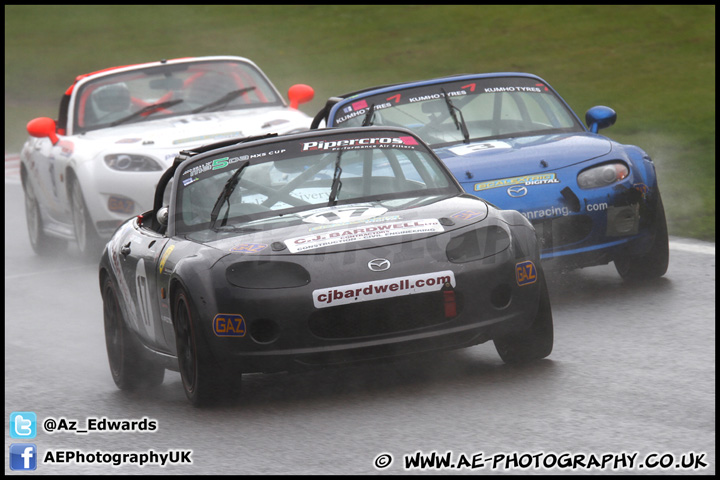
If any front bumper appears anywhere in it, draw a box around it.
[483,183,660,270]
[197,242,542,373]
[533,192,661,270]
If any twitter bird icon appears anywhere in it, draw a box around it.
[10,412,37,439]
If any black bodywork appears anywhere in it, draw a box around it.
[99,127,552,405]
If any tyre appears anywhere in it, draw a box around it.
[22,176,67,255]
[102,276,165,389]
[173,288,241,406]
[494,272,553,364]
[69,177,102,256]
[614,193,669,280]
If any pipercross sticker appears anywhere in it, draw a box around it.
[301,136,418,151]
[285,219,444,253]
[313,270,456,308]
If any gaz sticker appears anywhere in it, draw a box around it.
[450,209,485,221]
[230,243,267,253]
[213,314,247,337]
[516,260,537,286]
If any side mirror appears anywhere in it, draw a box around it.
[585,106,617,133]
[288,84,314,109]
[156,206,169,227]
[27,117,59,144]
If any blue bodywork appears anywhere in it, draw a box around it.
[314,73,667,274]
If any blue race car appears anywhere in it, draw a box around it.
[311,73,669,280]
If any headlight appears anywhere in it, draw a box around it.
[577,162,629,189]
[446,226,511,263]
[104,154,163,172]
[226,261,311,289]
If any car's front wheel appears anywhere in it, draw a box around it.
[173,287,241,406]
[22,176,66,255]
[614,193,669,280]
[102,275,165,390]
[493,272,553,364]
[70,177,102,255]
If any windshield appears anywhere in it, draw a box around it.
[329,76,584,146]
[174,130,458,235]
[72,59,283,133]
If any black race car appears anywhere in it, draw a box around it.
[99,126,553,406]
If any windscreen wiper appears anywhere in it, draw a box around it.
[327,150,343,206]
[210,160,250,229]
[110,99,184,126]
[441,88,470,144]
[191,86,257,113]
[362,103,375,126]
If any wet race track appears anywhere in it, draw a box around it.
[4,170,716,475]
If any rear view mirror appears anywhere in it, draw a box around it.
[150,77,184,90]
[421,101,445,115]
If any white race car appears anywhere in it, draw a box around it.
[20,55,315,255]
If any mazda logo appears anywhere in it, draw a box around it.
[507,186,528,197]
[368,258,391,272]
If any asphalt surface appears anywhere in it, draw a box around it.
[4,178,715,475]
